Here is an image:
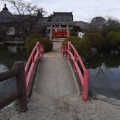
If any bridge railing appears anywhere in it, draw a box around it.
[25,41,44,91]
[62,41,89,102]
[0,62,28,112]
[0,41,44,112]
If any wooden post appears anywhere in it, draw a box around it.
[13,61,28,112]
[50,25,53,40]
[67,25,70,38]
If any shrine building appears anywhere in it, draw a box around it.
[46,12,74,40]
[0,4,74,41]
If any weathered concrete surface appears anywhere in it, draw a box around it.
[0,41,120,120]
[1,94,120,120]
[34,57,78,97]
[44,42,62,57]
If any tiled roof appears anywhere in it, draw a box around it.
[0,4,13,22]
[49,12,73,22]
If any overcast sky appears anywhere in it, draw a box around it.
[0,0,120,23]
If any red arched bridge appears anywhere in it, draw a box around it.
[0,41,89,112]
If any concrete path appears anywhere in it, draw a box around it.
[34,41,78,97]
[34,57,77,97]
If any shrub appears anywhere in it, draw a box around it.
[106,32,120,46]
[62,36,82,51]
[25,33,39,54]
[62,36,92,58]
[77,38,92,58]
[25,33,53,55]
[39,38,53,53]
[102,26,120,38]
[85,30,99,34]
[84,32,105,48]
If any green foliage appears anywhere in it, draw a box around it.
[106,32,120,46]
[102,26,120,38]
[73,25,81,32]
[25,33,40,54]
[25,33,53,55]
[85,30,99,34]
[39,38,53,53]
[72,25,81,36]
[84,32,105,48]
[62,36,92,58]
[62,33,105,58]
[77,38,92,58]
[89,16,106,31]
[62,36,81,50]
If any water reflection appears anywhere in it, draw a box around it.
[0,45,26,100]
[0,64,16,100]
[0,64,9,73]
[88,52,120,99]
[8,46,17,53]
[8,46,24,53]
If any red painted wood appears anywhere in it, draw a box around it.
[62,41,89,102]
[25,42,44,91]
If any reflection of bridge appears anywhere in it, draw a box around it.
[0,40,89,115]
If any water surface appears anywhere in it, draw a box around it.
[0,45,26,100]
[88,52,120,99]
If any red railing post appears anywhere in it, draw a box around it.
[74,52,77,71]
[25,41,44,94]
[37,42,40,58]
[82,69,89,102]
[32,54,35,63]
[62,41,89,102]
[68,41,70,59]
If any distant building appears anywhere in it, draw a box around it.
[0,4,39,37]
[46,12,74,40]
[0,4,13,24]
[78,32,84,38]
[0,5,74,40]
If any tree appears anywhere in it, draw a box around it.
[105,17,120,27]
[2,0,46,39]
[89,17,106,31]
[72,25,81,36]
[2,0,46,15]
[102,17,120,38]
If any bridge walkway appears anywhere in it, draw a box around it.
[0,41,120,120]
[34,52,78,97]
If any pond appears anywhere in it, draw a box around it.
[0,45,27,100]
[88,51,120,100]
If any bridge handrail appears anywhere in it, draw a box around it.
[0,41,44,112]
[0,62,28,112]
[62,41,89,102]
[25,41,44,91]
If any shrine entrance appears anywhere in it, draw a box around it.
[54,29,67,38]
[46,12,74,40]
